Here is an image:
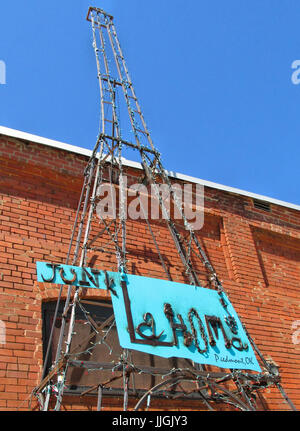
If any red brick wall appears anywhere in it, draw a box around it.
[0,135,299,411]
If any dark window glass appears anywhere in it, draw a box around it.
[42,299,204,398]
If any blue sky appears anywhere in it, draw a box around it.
[1,0,300,205]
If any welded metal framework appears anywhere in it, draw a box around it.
[32,7,296,411]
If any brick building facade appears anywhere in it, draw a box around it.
[0,126,299,411]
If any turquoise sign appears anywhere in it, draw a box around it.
[36,261,261,372]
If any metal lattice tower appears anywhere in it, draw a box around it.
[32,7,296,412]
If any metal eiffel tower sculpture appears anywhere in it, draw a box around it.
[32,7,296,412]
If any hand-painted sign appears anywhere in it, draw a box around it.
[36,261,261,372]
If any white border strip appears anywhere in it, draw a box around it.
[1,125,300,212]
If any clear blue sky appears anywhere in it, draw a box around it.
[1,0,300,205]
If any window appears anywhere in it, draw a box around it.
[253,199,271,212]
[42,299,206,399]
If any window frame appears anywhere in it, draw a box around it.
[42,299,206,400]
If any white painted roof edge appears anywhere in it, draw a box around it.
[1,125,300,212]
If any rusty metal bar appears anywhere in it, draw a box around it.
[81,374,123,398]
[68,359,231,380]
[53,157,97,371]
[40,170,90,381]
[97,385,103,411]
[86,7,114,22]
